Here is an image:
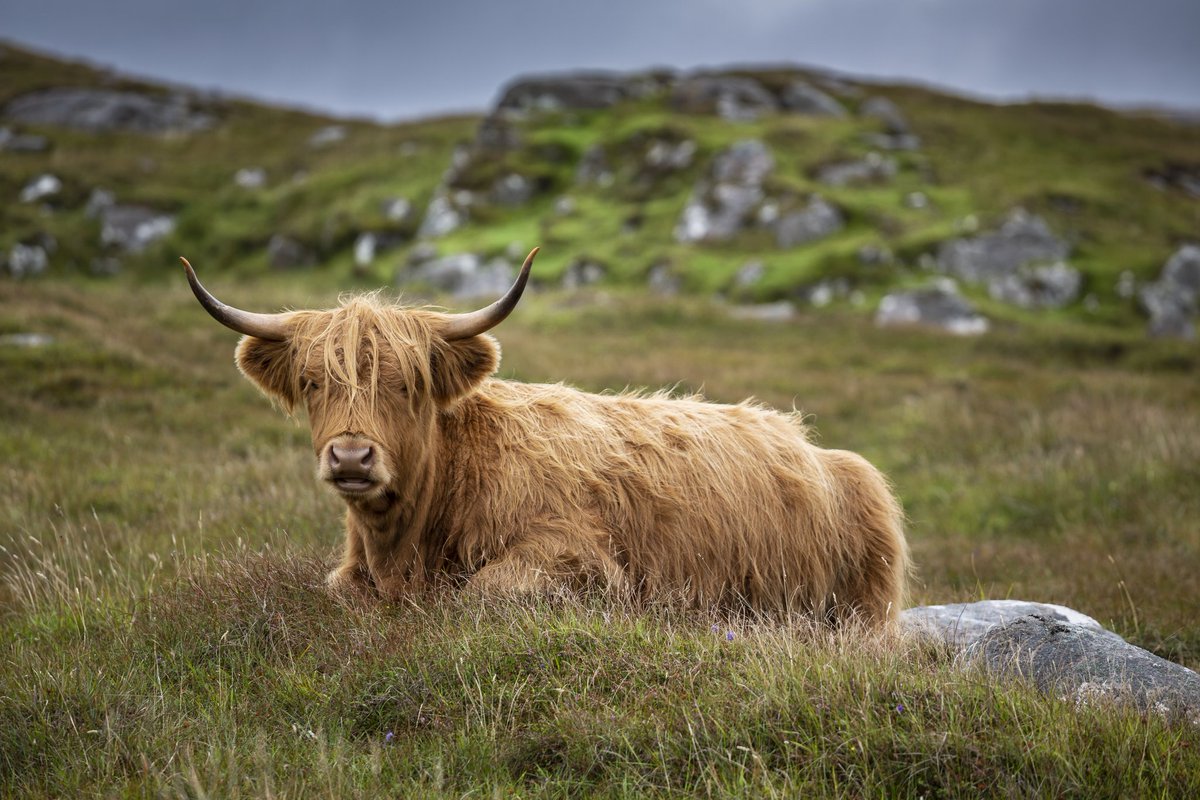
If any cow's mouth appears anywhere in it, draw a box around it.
[333,478,375,493]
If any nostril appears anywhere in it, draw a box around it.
[362,446,374,468]
[329,447,342,467]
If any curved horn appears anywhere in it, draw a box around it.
[440,247,537,341]
[181,257,290,341]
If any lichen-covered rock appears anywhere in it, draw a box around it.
[675,140,775,244]
[989,261,1082,309]
[491,173,533,206]
[875,279,989,335]
[495,73,642,112]
[99,205,175,253]
[576,144,613,187]
[18,174,61,203]
[4,88,215,134]
[670,76,777,121]
[308,125,346,147]
[0,126,49,152]
[418,191,472,239]
[963,613,1200,726]
[2,243,49,278]
[815,153,896,186]
[234,167,266,189]
[1137,244,1200,339]
[773,197,844,249]
[401,253,514,299]
[859,96,911,135]
[779,81,846,117]
[937,209,1071,296]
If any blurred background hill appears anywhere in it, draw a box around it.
[1,40,1198,337]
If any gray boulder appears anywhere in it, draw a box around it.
[4,88,214,134]
[381,197,414,224]
[562,258,606,290]
[815,152,896,187]
[963,613,1200,725]
[903,600,1120,649]
[644,139,697,172]
[495,73,636,112]
[773,197,844,249]
[779,81,846,117]
[0,332,54,347]
[989,261,1082,309]
[727,301,795,322]
[3,243,49,278]
[475,113,522,152]
[863,133,922,151]
[418,191,471,239]
[267,235,316,270]
[234,167,266,189]
[647,263,682,296]
[675,140,775,244]
[308,125,346,148]
[0,126,49,153]
[937,209,1071,290]
[1144,163,1200,199]
[576,144,613,187]
[859,96,911,135]
[670,76,778,122]
[100,205,175,253]
[1138,244,1200,339]
[19,174,61,203]
[491,173,534,206]
[402,253,514,299]
[798,278,851,308]
[875,278,989,335]
[733,260,765,289]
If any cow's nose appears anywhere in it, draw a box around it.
[329,445,374,473]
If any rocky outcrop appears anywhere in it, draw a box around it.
[2,243,49,278]
[0,126,49,153]
[308,125,346,148]
[1138,244,1200,339]
[773,197,844,249]
[670,76,777,122]
[779,81,846,117]
[576,144,614,187]
[903,600,1120,649]
[18,174,61,203]
[814,153,896,187]
[495,72,664,113]
[417,190,473,239]
[562,258,606,290]
[234,167,267,190]
[936,209,1079,308]
[1143,162,1200,199]
[964,614,1200,726]
[675,140,775,243]
[400,252,515,299]
[4,88,214,134]
[875,279,989,335]
[99,205,175,253]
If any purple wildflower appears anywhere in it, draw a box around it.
[385,730,395,743]
[725,630,735,641]
[895,704,905,713]
[711,624,720,634]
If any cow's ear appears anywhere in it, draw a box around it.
[430,334,499,406]
[236,335,298,412]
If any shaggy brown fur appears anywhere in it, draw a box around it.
[230,294,909,625]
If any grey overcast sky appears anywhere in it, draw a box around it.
[2,0,1198,120]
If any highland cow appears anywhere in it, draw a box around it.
[184,249,908,625]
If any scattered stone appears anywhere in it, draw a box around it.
[647,263,682,296]
[0,332,54,347]
[937,209,1070,287]
[3,243,48,277]
[407,242,439,266]
[675,140,774,243]
[773,197,844,249]
[863,132,922,151]
[553,196,576,216]
[857,244,895,266]
[903,600,1120,649]
[727,301,795,322]
[84,187,116,218]
[234,167,266,189]
[670,76,777,122]
[904,191,930,210]
[381,197,413,224]
[875,278,989,335]
[418,191,470,238]
[0,126,49,152]
[733,260,765,289]
[475,114,521,152]
[778,81,846,117]
[989,261,1082,309]
[644,139,697,171]
[815,152,896,186]
[859,96,911,135]
[562,258,606,289]
[1116,270,1137,300]
[576,144,614,187]
[267,235,316,270]
[1138,245,1200,339]
[100,206,175,253]
[798,278,851,308]
[491,173,533,206]
[3,88,215,134]
[402,253,515,299]
[1143,162,1200,199]
[963,613,1200,725]
[354,233,377,270]
[19,174,61,203]
[308,125,346,148]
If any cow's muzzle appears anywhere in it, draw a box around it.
[324,439,379,494]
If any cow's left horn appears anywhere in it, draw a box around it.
[182,257,290,341]
[440,247,537,341]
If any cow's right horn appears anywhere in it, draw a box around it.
[440,247,537,341]
[182,257,290,341]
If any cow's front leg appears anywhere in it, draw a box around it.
[325,513,373,596]
[469,519,625,597]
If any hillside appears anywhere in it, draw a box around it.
[2,42,1198,336]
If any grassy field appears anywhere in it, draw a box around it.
[2,273,1198,796]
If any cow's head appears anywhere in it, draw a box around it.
[183,249,537,503]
